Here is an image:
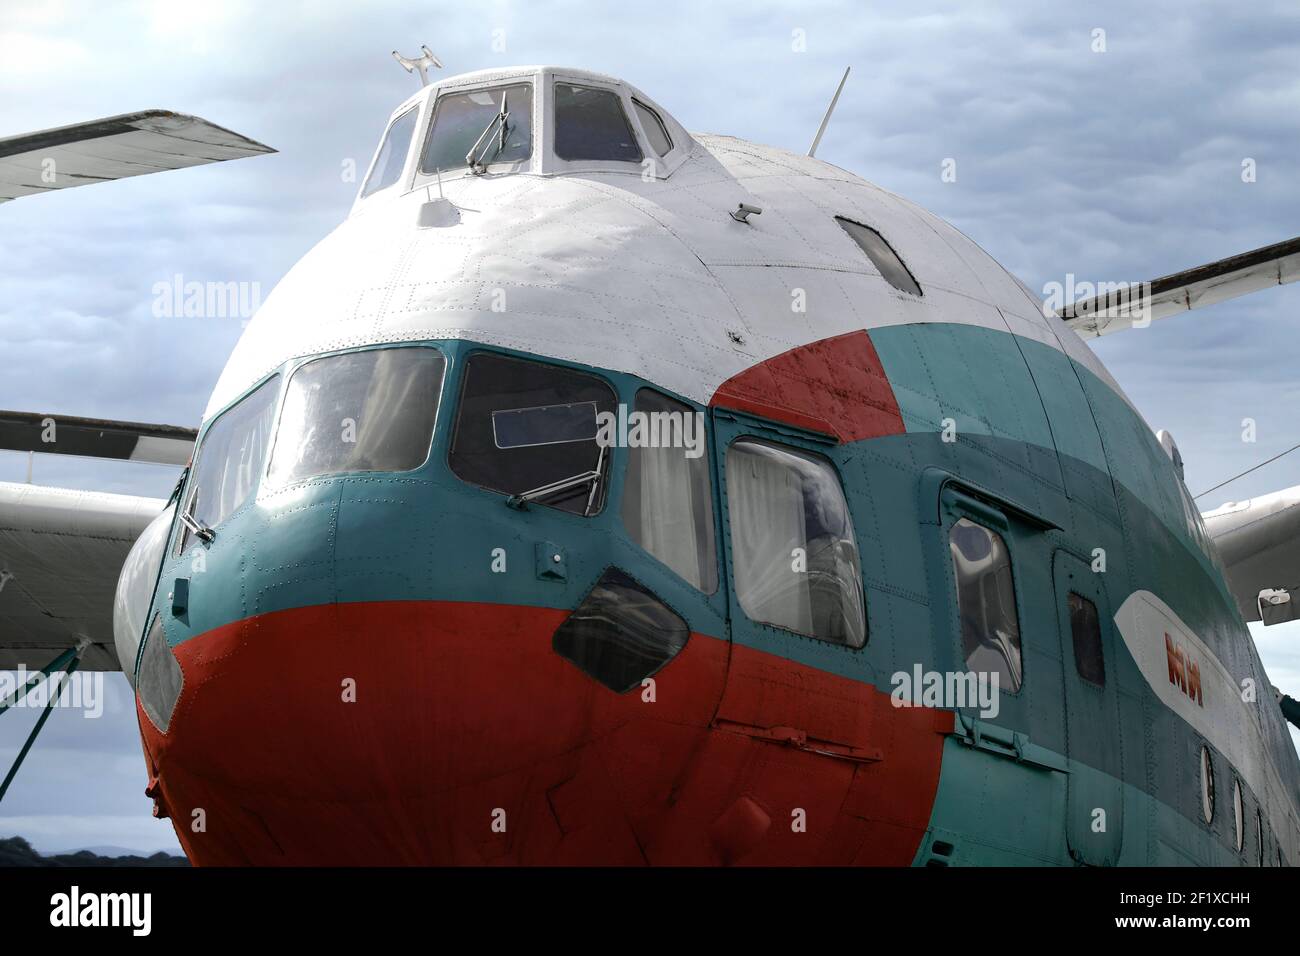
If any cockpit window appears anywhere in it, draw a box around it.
[267,348,444,487]
[419,83,533,174]
[361,107,419,198]
[554,83,643,163]
[632,100,672,157]
[450,352,617,515]
[179,375,279,553]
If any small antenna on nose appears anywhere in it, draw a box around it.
[392,45,443,88]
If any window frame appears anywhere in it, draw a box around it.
[1200,744,1216,825]
[544,75,654,176]
[943,499,1025,696]
[722,435,867,649]
[175,372,282,557]
[835,216,923,297]
[416,81,537,178]
[621,386,718,595]
[360,104,421,200]
[264,344,447,490]
[446,348,618,517]
[1066,589,1107,687]
[631,99,673,157]
[552,80,644,165]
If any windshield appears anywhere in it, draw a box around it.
[420,83,533,174]
[267,348,445,487]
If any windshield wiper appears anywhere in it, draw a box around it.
[465,90,510,174]
[507,444,607,515]
[179,508,215,544]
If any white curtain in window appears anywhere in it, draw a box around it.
[632,442,704,589]
[728,443,812,634]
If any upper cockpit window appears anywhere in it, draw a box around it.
[836,217,923,297]
[267,348,445,487]
[632,100,672,157]
[554,83,643,163]
[361,107,419,198]
[420,83,534,174]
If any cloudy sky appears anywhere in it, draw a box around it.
[1,0,1298,854]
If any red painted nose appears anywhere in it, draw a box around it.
[136,599,726,865]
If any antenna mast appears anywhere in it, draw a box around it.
[808,66,850,158]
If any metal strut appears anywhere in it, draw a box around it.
[0,646,83,803]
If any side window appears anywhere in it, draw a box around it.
[179,375,279,553]
[1200,745,1216,824]
[268,348,444,487]
[420,83,533,174]
[361,107,419,198]
[622,389,716,593]
[836,217,922,296]
[725,439,865,648]
[1232,778,1244,852]
[949,517,1022,692]
[1068,591,1106,686]
[449,352,617,515]
[554,83,643,163]
[632,100,672,156]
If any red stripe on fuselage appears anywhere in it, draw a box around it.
[137,599,948,865]
[709,330,905,442]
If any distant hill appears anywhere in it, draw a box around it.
[0,836,188,867]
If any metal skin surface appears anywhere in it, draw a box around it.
[129,67,1299,866]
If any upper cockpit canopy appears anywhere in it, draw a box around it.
[354,66,692,208]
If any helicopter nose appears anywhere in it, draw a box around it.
[136,599,593,864]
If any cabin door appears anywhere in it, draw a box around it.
[702,408,873,764]
[1051,550,1124,865]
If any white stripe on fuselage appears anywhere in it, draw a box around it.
[1114,589,1300,862]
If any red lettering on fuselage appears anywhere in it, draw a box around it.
[1165,632,1204,706]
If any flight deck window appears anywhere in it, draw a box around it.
[836,217,923,296]
[950,518,1022,692]
[622,389,717,593]
[180,375,279,553]
[633,100,672,156]
[726,440,865,647]
[361,107,418,198]
[267,348,444,486]
[1068,591,1106,686]
[420,83,533,174]
[554,83,643,163]
[450,352,617,515]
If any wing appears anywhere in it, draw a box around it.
[0,410,196,466]
[0,413,194,670]
[1203,485,1300,623]
[0,110,274,202]
[0,482,166,670]
[1060,235,1300,338]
